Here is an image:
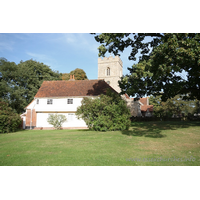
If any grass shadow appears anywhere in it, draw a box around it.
[122,128,166,138]
[76,129,91,132]
[122,121,200,138]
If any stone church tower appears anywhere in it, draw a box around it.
[98,55,152,117]
[98,55,123,93]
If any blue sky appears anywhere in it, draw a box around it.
[0,33,137,80]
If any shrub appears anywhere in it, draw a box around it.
[0,102,22,133]
[76,91,131,131]
[47,114,67,129]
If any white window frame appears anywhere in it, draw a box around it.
[68,113,74,121]
[67,99,73,104]
[36,99,39,104]
[47,99,53,105]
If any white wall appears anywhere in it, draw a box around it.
[26,100,36,109]
[26,97,88,128]
[36,113,87,128]
[34,97,83,112]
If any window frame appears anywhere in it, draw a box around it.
[47,99,53,105]
[68,113,75,121]
[67,99,73,104]
[107,67,110,76]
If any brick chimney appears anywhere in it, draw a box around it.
[69,74,75,81]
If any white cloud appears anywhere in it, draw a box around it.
[0,34,15,52]
[26,52,49,61]
[13,33,31,40]
[47,33,77,45]
[0,42,14,52]
[26,51,60,71]
[49,33,99,54]
[64,33,77,44]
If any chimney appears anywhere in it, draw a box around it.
[69,74,75,81]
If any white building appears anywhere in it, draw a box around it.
[24,79,118,129]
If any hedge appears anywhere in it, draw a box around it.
[0,102,22,133]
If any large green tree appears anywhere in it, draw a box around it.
[0,101,22,133]
[0,58,61,113]
[93,33,200,101]
[76,90,131,131]
[62,68,88,80]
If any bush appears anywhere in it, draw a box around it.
[76,91,131,131]
[0,102,22,133]
[47,114,67,129]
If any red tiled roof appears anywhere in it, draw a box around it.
[141,105,153,112]
[34,80,118,98]
[140,97,148,105]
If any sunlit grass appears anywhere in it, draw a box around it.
[0,121,200,166]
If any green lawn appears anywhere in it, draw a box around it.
[0,121,200,166]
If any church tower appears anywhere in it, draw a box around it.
[98,55,123,93]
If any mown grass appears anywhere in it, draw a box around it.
[0,121,200,166]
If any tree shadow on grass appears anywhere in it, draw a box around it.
[122,127,166,138]
[76,129,91,132]
[121,121,200,138]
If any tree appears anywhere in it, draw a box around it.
[76,91,131,131]
[0,58,61,113]
[93,33,200,101]
[47,114,67,129]
[0,101,22,133]
[149,95,164,118]
[62,73,70,80]
[62,68,88,80]
[149,95,198,118]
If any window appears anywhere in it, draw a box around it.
[107,81,110,85]
[107,67,110,76]
[36,99,39,104]
[47,99,53,104]
[68,113,74,121]
[67,99,73,104]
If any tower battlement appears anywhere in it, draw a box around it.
[98,55,123,67]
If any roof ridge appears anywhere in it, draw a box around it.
[44,79,104,82]
[34,79,118,98]
[45,79,104,81]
